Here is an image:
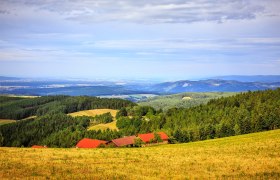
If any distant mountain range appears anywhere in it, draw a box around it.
[1,76,280,100]
[211,75,280,83]
[147,79,280,93]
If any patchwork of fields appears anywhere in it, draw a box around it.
[0,130,279,179]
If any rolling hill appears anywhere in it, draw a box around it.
[0,88,279,148]
[0,129,279,179]
[138,92,237,111]
[0,95,135,120]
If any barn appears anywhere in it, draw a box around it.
[76,138,107,148]
[108,136,137,147]
[138,132,169,144]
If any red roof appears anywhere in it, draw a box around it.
[138,132,169,143]
[31,145,47,148]
[158,132,169,140]
[112,136,137,147]
[76,138,107,148]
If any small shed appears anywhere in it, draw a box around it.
[109,136,137,147]
[76,138,107,148]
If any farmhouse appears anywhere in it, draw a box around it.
[138,132,169,144]
[108,136,137,147]
[31,145,47,148]
[76,138,107,148]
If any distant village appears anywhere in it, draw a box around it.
[32,132,169,148]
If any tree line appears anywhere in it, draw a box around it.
[0,95,136,120]
[115,89,280,142]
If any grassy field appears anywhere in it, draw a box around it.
[68,109,118,118]
[69,109,119,131]
[0,130,279,179]
[4,95,38,98]
[87,121,118,131]
[0,119,16,126]
[139,92,237,111]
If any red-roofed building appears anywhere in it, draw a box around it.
[109,136,137,147]
[138,132,169,144]
[158,132,169,141]
[31,145,47,148]
[76,138,107,148]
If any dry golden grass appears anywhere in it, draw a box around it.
[1,130,279,179]
[87,121,118,131]
[0,117,36,126]
[0,119,16,126]
[6,95,38,98]
[69,109,119,131]
[68,109,118,118]
[182,96,192,100]
[21,116,37,120]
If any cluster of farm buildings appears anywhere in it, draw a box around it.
[32,132,169,148]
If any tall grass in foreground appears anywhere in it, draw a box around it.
[0,129,279,179]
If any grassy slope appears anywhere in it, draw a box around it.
[68,109,118,117]
[69,109,118,131]
[138,92,237,111]
[0,116,37,126]
[0,119,16,126]
[1,130,279,179]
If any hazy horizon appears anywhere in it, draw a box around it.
[0,1,280,79]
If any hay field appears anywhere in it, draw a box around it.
[87,121,118,131]
[68,109,118,118]
[0,130,279,179]
[0,119,16,126]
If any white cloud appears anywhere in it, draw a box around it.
[1,0,278,24]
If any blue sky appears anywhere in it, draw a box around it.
[0,0,280,80]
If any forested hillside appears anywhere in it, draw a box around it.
[0,89,279,147]
[138,92,237,111]
[116,89,280,142]
[0,96,136,120]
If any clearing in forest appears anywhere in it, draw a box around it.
[69,109,118,131]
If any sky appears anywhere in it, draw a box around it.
[0,0,280,81]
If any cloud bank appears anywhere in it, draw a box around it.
[0,0,279,79]
[1,0,278,24]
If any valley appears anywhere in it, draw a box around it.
[1,76,280,102]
